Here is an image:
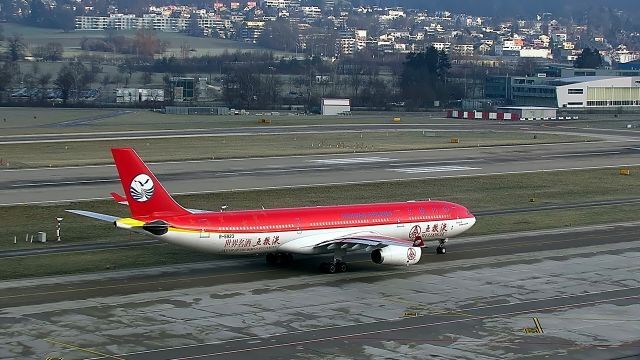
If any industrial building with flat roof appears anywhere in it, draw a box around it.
[486,75,640,109]
[321,98,351,115]
[497,106,557,119]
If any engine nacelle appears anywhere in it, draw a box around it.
[371,245,421,266]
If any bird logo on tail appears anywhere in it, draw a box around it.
[129,174,155,202]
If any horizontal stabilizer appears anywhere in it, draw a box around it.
[110,192,128,205]
[66,210,120,223]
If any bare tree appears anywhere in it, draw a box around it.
[32,42,64,61]
[38,73,52,101]
[6,34,26,62]
[54,65,77,104]
[140,72,153,86]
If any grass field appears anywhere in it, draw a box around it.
[0,107,115,128]
[1,23,280,56]
[0,108,428,131]
[1,109,452,135]
[0,130,590,167]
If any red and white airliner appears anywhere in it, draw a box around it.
[69,148,476,273]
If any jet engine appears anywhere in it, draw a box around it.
[142,220,169,235]
[371,245,421,266]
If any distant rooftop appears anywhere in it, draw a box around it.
[550,76,619,85]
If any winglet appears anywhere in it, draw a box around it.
[110,192,128,205]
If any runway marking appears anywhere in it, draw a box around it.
[391,165,480,173]
[45,338,126,360]
[309,157,392,164]
[12,179,115,188]
[107,290,640,360]
[534,317,544,334]
[541,151,622,158]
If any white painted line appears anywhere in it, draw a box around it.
[392,166,480,174]
[0,123,478,139]
[12,179,116,188]
[541,151,622,158]
[309,157,392,165]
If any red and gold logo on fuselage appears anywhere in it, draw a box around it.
[407,247,417,261]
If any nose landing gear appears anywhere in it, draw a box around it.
[436,238,448,255]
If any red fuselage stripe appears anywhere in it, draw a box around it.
[138,200,473,233]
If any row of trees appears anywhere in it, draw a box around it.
[217,48,455,110]
[0,44,460,109]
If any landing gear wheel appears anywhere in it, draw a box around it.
[338,262,348,273]
[436,246,446,255]
[320,261,345,273]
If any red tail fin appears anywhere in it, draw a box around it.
[111,148,189,218]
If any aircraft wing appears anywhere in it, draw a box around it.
[66,210,120,223]
[278,231,417,255]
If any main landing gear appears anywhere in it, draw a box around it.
[265,252,293,266]
[436,238,448,255]
[319,260,348,274]
[320,248,348,274]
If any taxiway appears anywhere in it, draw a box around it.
[1,222,639,359]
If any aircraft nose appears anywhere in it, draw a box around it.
[468,214,476,227]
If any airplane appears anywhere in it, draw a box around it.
[68,148,476,273]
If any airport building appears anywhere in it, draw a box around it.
[486,75,640,109]
[115,88,165,103]
[497,106,557,119]
[321,98,350,115]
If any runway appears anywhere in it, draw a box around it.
[1,222,639,359]
[1,120,639,144]
[2,139,640,205]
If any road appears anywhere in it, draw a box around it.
[1,222,639,359]
[2,139,640,205]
